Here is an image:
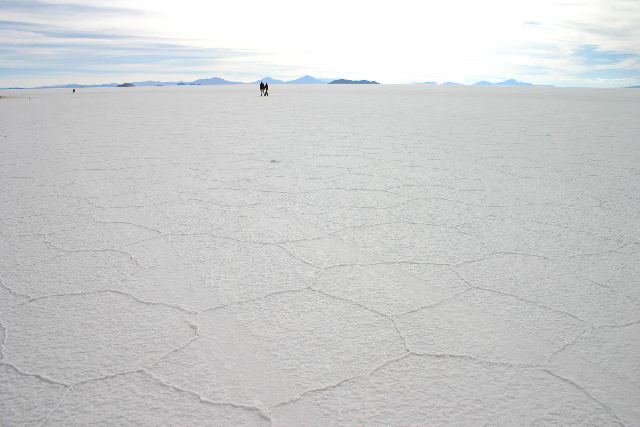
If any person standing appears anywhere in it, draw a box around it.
[260,81,264,96]
[264,82,269,96]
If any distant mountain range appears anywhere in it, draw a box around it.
[191,77,244,85]
[12,76,640,90]
[24,75,334,89]
[328,79,379,84]
[252,76,332,84]
[287,76,333,84]
[412,79,554,87]
[473,79,554,87]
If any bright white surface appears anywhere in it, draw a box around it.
[1,84,639,426]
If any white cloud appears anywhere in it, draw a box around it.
[1,0,638,87]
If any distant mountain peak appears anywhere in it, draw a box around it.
[474,79,554,87]
[191,77,243,85]
[284,75,327,84]
[251,77,286,84]
[328,79,379,84]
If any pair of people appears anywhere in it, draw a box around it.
[260,81,269,96]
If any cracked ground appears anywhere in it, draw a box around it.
[1,84,639,426]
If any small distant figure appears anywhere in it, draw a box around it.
[264,82,269,96]
[73,89,75,93]
[260,81,265,96]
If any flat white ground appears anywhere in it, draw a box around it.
[1,84,639,426]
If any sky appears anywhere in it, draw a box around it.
[1,0,639,87]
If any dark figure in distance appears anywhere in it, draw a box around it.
[260,81,265,96]
[264,82,269,96]
[73,89,75,93]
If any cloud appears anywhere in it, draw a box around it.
[2,0,640,87]
[0,0,297,86]
[0,13,258,85]
[481,0,640,87]
[0,1,147,17]
[577,68,640,79]
[0,19,130,40]
[572,45,639,66]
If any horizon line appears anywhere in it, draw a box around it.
[3,75,640,90]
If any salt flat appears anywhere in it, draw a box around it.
[1,84,639,426]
